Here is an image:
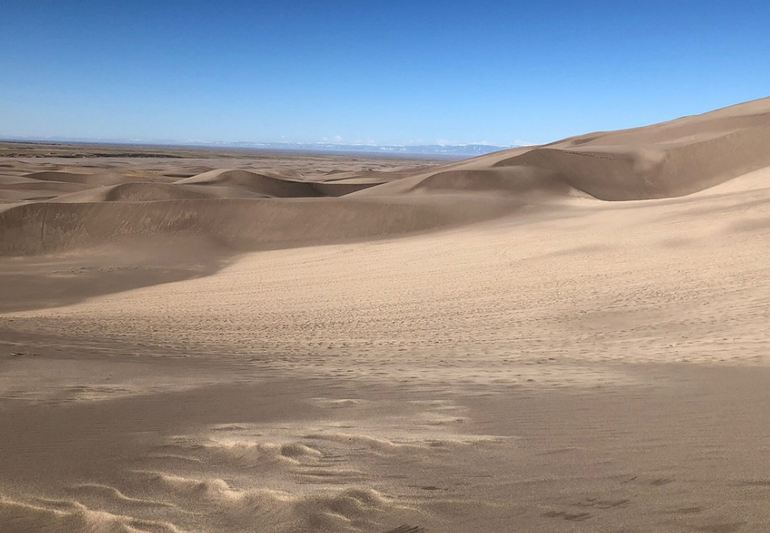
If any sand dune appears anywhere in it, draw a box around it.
[2,98,770,532]
[176,169,323,197]
[0,195,515,255]
[53,182,215,203]
[359,96,770,200]
[496,96,770,199]
[353,166,580,199]
[177,168,384,197]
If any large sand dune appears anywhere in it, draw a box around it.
[1,98,770,532]
[358,96,770,200]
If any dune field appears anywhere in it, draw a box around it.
[2,97,770,532]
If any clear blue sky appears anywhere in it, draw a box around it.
[2,1,769,146]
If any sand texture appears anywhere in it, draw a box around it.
[1,98,770,532]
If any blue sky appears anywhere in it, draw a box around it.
[1,1,769,146]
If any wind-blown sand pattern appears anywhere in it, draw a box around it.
[1,97,770,532]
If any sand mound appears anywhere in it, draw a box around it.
[54,182,214,203]
[103,182,211,202]
[178,169,383,197]
[0,497,182,533]
[130,472,394,532]
[359,96,770,200]
[177,169,321,197]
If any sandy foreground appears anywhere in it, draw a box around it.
[1,99,770,532]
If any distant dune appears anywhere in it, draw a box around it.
[176,168,383,197]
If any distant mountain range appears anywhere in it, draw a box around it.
[212,142,511,156]
[0,136,511,157]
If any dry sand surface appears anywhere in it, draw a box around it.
[1,97,770,532]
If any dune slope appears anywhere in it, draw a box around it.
[358,96,770,200]
[0,195,517,255]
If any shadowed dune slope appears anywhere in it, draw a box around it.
[0,196,516,256]
[357,96,770,200]
[23,171,147,187]
[353,166,583,200]
[0,181,91,195]
[23,171,97,183]
[0,181,93,203]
